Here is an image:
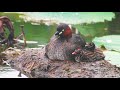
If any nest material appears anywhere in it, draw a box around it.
[8,48,49,76]
[74,48,105,62]
[6,47,120,78]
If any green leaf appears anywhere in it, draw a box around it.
[103,51,120,67]
[93,35,120,52]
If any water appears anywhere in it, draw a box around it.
[2,12,115,45]
[0,66,27,78]
[19,12,115,24]
[104,51,120,67]
[93,35,120,52]
[0,12,118,78]
[93,35,120,67]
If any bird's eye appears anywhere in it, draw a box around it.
[62,29,64,32]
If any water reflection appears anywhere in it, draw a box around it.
[104,51,120,67]
[0,66,27,78]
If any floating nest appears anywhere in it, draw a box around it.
[6,48,120,78]
[4,34,120,78]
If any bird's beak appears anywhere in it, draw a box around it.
[55,31,60,35]
[72,52,76,55]
[55,30,64,36]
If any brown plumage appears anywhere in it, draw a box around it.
[72,42,105,62]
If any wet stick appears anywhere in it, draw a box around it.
[20,25,27,47]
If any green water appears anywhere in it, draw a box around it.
[104,51,120,67]
[1,12,115,47]
[19,12,114,24]
[93,35,120,52]
[14,22,109,45]
[13,22,109,48]
[14,22,57,46]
